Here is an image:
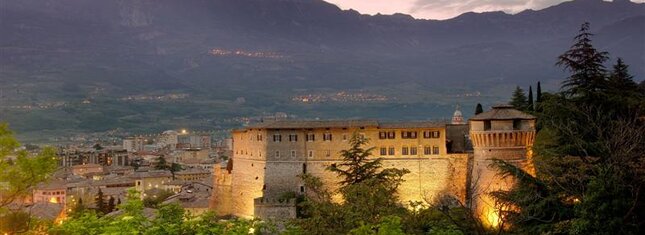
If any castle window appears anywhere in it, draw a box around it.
[308,150,314,159]
[289,134,298,142]
[379,131,387,139]
[388,147,395,155]
[306,133,315,141]
[432,131,440,138]
[513,119,521,130]
[275,151,280,158]
[402,147,409,155]
[273,134,282,142]
[325,150,331,158]
[402,131,418,139]
[387,131,396,139]
[433,146,440,155]
[300,186,305,193]
[380,147,387,156]
[484,121,491,131]
[291,150,296,158]
[302,163,307,174]
[323,133,332,141]
[424,146,431,155]
[257,134,263,141]
[410,146,418,155]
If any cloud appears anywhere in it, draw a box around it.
[409,0,566,19]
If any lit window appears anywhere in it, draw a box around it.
[387,131,396,139]
[379,132,387,139]
[402,131,418,139]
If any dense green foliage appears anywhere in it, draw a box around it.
[52,189,291,235]
[491,22,644,234]
[295,134,482,234]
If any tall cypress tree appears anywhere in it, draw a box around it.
[475,103,484,115]
[510,86,528,110]
[556,22,609,100]
[536,81,543,112]
[527,86,534,111]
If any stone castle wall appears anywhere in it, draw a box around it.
[213,124,473,218]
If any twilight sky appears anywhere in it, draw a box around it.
[323,0,637,20]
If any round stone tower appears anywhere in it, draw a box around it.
[468,105,536,227]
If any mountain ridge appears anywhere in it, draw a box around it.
[0,0,643,140]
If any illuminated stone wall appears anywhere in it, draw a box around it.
[213,125,472,218]
[469,119,536,228]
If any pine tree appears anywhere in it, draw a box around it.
[510,86,528,110]
[95,189,106,214]
[527,86,534,111]
[107,196,115,213]
[608,58,638,94]
[475,103,484,115]
[327,133,408,187]
[556,22,609,99]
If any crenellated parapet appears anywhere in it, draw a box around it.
[470,130,535,148]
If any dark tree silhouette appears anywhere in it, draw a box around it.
[95,189,106,214]
[556,22,609,99]
[510,86,528,110]
[475,103,484,115]
[527,86,534,111]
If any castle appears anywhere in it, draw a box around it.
[211,105,536,227]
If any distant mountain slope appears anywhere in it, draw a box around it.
[0,0,643,140]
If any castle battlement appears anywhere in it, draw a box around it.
[470,130,535,148]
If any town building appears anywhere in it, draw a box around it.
[32,180,67,204]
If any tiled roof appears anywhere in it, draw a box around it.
[243,119,446,130]
[378,121,445,129]
[247,120,379,129]
[470,105,536,121]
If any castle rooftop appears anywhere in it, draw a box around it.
[241,119,446,130]
[470,105,536,121]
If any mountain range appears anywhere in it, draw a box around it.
[0,0,643,142]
